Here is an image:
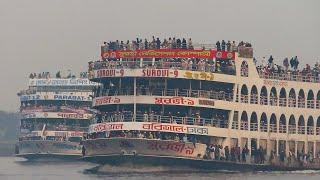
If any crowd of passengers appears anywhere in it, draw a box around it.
[254,55,320,82]
[28,71,88,79]
[90,57,236,75]
[93,85,233,101]
[95,110,228,127]
[101,37,251,52]
[20,121,86,132]
[20,103,90,113]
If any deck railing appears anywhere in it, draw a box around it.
[90,60,235,75]
[258,71,320,83]
[96,88,234,102]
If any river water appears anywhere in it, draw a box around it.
[0,156,320,180]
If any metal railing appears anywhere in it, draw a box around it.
[100,113,320,136]
[96,88,234,102]
[258,71,320,83]
[101,113,228,128]
[250,95,258,104]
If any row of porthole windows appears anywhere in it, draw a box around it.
[232,112,320,135]
[239,85,320,108]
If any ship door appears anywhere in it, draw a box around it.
[251,138,257,153]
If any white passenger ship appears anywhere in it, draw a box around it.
[16,72,99,160]
[83,39,320,171]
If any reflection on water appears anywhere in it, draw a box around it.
[0,156,320,180]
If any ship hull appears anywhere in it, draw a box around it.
[16,140,82,160]
[82,138,320,171]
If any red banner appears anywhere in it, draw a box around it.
[101,49,235,59]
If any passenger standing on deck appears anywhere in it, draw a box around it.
[236,146,241,162]
[241,146,248,162]
[224,146,230,161]
[226,41,231,52]
[176,38,182,49]
[156,38,161,49]
[209,145,215,159]
[283,57,289,71]
[216,41,221,51]
[182,38,187,49]
[231,41,237,52]
[188,38,193,49]
[221,40,226,51]
[268,55,274,67]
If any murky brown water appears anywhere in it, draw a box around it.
[1,156,320,180]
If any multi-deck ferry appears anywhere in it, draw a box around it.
[16,72,99,160]
[82,38,320,171]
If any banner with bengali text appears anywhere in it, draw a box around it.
[101,49,235,59]
[89,121,209,136]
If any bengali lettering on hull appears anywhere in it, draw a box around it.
[22,112,93,119]
[92,68,217,81]
[92,96,216,109]
[84,138,207,159]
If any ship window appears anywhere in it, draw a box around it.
[298,115,305,134]
[288,115,296,134]
[260,113,268,132]
[288,88,296,107]
[307,116,314,135]
[240,85,248,103]
[279,88,287,107]
[250,86,258,104]
[307,90,315,108]
[317,117,320,135]
[269,87,277,106]
[250,112,258,131]
[240,111,248,130]
[260,86,268,105]
[298,89,305,108]
[68,137,82,142]
[279,114,286,133]
[269,114,277,133]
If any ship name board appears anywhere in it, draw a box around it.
[29,78,97,86]
[53,95,89,101]
[263,79,288,87]
[20,94,91,102]
[96,69,124,78]
[198,99,215,106]
[93,96,121,106]
[92,69,217,81]
[142,69,178,77]
[154,97,195,105]
[57,113,84,119]
[89,122,209,136]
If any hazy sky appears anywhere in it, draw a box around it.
[0,0,319,112]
